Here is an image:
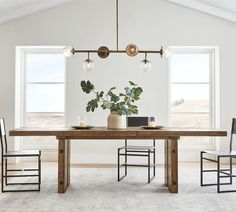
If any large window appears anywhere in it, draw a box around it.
[16,47,66,149]
[169,47,219,149]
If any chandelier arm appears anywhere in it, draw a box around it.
[73,49,162,54]
[116,0,119,51]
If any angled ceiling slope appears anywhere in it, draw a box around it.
[166,0,236,23]
[0,0,73,24]
[0,0,236,24]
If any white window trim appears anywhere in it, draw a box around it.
[15,46,66,150]
[168,46,220,150]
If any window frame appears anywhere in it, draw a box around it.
[168,46,220,150]
[15,46,66,149]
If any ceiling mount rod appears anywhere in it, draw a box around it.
[116,0,119,51]
[63,0,166,62]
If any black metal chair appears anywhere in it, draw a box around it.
[0,118,41,192]
[201,118,236,193]
[118,116,156,183]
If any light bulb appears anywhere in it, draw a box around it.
[63,46,74,57]
[140,60,152,72]
[164,47,172,58]
[83,59,94,71]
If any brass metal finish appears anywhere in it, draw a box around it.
[126,43,139,57]
[98,46,110,58]
[116,0,119,50]
[141,52,150,64]
[160,46,164,57]
[70,0,164,59]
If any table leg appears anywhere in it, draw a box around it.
[164,138,178,193]
[164,139,168,186]
[58,138,69,193]
[67,139,71,186]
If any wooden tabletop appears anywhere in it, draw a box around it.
[9,127,227,139]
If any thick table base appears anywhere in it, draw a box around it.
[57,136,179,194]
[58,137,70,193]
[165,137,178,193]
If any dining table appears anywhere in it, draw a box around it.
[9,127,227,194]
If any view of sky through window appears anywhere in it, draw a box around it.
[26,53,65,113]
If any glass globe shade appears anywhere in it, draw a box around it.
[63,46,74,57]
[164,48,172,58]
[140,60,151,72]
[83,59,94,71]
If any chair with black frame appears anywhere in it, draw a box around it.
[118,116,156,183]
[0,118,41,192]
[201,118,236,193]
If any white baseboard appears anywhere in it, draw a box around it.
[38,150,203,163]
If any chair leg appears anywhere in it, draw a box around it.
[230,157,233,184]
[1,155,41,193]
[153,140,156,177]
[118,149,120,181]
[217,156,220,193]
[38,155,41,191]
[148,150,150,183]
[125,148,127,176]
[200,151,204,186]
[5,158,8,186]
[153,150,156,177]
[201,154,236,193]
[1,157,4,193]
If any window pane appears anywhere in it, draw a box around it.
[26,53,64,82]
[171,84,209,112]
[26,84,64,112]
[171,100,209,113]
[25,113,64,127]
[23,136,57,147]
[171,54,209,82]
[180,136,210,145]
[170,114,210,128]
[23,113,64,147]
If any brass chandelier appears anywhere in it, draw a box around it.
[63,0,170,71]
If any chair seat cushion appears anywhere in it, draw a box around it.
[4,150,41,157]
[119,145,155,151]
[203,150,236,156]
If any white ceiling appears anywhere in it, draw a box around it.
[197,0,236,13]
[166,0,236,23]
[0,0,73,24]
[0,0,235,24]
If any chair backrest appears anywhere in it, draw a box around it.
[127,116,149,127]
[0,118,8,154]
[230,118,236,151]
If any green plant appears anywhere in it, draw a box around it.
[81,80,143,116]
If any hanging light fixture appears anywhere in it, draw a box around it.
[63,46,74,57]
[140,53,151,72]
[63,0,170,71]
[83,52,94,71]
[163,47,172,58]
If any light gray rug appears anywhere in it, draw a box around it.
[0,165,236,212]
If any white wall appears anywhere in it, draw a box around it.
[0,0,236,163]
